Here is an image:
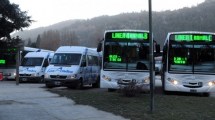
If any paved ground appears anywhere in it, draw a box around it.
[0,81,129,120]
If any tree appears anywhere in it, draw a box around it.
[36,35,41,48]
[0,0,32,39]
[27,38,32,47]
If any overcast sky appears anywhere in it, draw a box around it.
[9,0,205,29]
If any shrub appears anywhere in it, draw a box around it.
[118,80,144,97]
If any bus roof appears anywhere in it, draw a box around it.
[168,31,215,35]
[104,29,149,33]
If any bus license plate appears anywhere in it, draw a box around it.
[54,81,61,85]
[190,89,197,93]
[22,78,27,81]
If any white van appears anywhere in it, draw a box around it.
[19,51,54,82]
[44,46,101,88]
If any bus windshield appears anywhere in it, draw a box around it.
[169,41,215,73]
[50,53,81,65]
[21,57,44,66]
[0,53,16,68]
[103,41,149,71]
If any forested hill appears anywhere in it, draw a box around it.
[12,0,215,50]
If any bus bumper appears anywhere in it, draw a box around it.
[165,83,215,93]
[100,79,150,91]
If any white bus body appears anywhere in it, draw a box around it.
[0,48,18,80]
[98,30,151,91]
[19,51,54,82]
[44,46,101,88]
[162,31,215,95]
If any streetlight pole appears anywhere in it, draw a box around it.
[148,0,154,112]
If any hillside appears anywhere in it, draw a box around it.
[12,0,215,50]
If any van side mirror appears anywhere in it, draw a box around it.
[97,42,102,52]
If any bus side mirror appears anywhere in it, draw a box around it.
[156,44,160,53]
[97,42,102,52]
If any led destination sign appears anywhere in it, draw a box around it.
[109,55,122,62]
[173,34,213,42]
[174,57,187,65]
[0,60,6,65]
[105,31,149,40]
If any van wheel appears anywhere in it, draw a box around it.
[92,76,100,88]
[39,76,44,83]
[77,79,83,89]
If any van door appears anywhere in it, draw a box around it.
[42,58,49,73]
[87,55,94,84]
[80,54,88,85]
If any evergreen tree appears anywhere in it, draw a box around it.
[36,35,41,48]
[0,0,32,39]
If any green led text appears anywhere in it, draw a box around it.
[175,34,212,41]
[109,55,122,62]
[112,32,148,40]
[0,60,6,64]
[174,57,187,65]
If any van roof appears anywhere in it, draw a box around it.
[25,51,53,58]
[56,46,88,53]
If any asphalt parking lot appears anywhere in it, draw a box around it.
[0,81,128,120]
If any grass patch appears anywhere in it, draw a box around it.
[49,88,215,120]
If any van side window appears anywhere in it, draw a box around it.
[43,59,49,67]
[92,56,99,66]
[88,55,94,66]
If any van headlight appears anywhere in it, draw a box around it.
[45,73,49,78]
[167,78,178,85]
[68,74,77,79]
[32,73,39,77]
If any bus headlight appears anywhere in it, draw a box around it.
[143,77,150,84]
[102,75,111,81]
[208,81,215,86]
[167,78,178,85]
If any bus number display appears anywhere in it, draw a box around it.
[174,34,212,41]
[109,55,122,62]
[174,57,187,65]
[0,60,6,65]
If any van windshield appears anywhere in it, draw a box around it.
[21,57,44,66]
[50,53,81,65]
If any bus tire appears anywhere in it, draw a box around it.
[108,88,116,92]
